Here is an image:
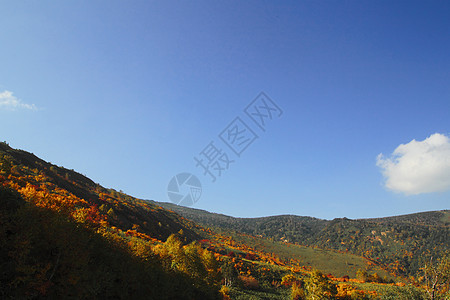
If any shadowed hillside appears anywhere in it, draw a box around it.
[0,186,216,299]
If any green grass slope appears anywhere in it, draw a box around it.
[156,201,449,277]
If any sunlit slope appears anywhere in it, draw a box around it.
[0,142,202,242]
[157,201,449,277]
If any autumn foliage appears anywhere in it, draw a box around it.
[1,142,447,299]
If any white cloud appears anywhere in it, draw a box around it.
[0,90,37,110]
[377,133,450,195]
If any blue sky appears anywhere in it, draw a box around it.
[1,1,449,219]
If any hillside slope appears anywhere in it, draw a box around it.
[1,142,448,299]
[154,201,328,240]
[157,201,449,276]
[0,186,215,299]
[0,142,201,242]
[0,141,226,298]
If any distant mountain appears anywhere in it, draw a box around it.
[156,201,449,276]
[365,210,450,227]
[153,202,329,240]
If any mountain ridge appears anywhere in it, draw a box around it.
[155,200,449,276]
[3,141,447,224]
[154,199,449,224]
[0,141,202,242]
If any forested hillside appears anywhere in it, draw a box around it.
[0,142,221,298]
[1,142,449,299]
[0,187,216,299]
[0,142,201,242]
[158,202,449,277]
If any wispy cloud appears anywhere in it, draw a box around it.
[377,133,450,195]
[0,90,37,111]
